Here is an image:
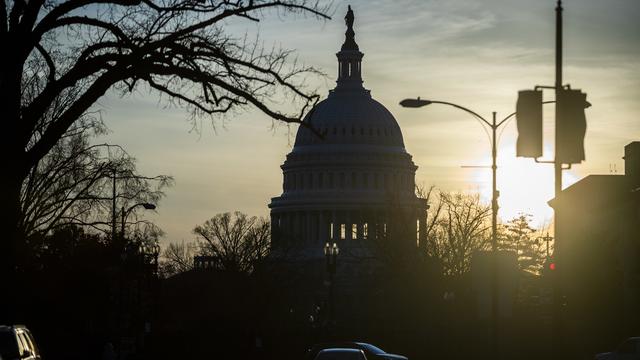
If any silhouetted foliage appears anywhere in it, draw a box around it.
[159,241,196,277]
[20,127,173,240]
[498,213,548,274]
[424,189,492,276]
[193,211,271,274]
[0,0,331,320]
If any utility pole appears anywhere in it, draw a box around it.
[553,0,564,357]
[490,111,499,356]
[112,167,117,243]
[400,99,523,357]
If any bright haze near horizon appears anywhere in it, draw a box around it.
[99,0,640,244]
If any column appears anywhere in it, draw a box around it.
[306,211,313,243]
[372,211,382,241]
[331,210,339,242]
[319,211,328,244]
[346,211,353,241]
[293,211,300,242]
[270,213,279,246]
[280,212,289,243]
[357,215,364,241]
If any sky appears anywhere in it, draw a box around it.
[99,0,640,245]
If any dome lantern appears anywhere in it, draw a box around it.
[336,5,364,90]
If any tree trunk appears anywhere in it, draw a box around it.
[0,55,30,323]
[0,145,27,324]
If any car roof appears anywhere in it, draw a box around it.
[319,348,364,353]
[354,343,385,354]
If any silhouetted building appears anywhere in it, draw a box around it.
[266,8,431,343]
[549,141,640,352]
[269,6,428,257]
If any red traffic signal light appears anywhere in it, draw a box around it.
[543,256,556,274]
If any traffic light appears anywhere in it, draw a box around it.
[543,256,556,275]
[515,90,543,158]
[557,89,589,164]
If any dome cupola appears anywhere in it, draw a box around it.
[293,5,405,150]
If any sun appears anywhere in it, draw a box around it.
[469,145,579,229]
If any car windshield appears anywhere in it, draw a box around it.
[356,343,385,355]
[316,350,365,360]
[0,331,19,359]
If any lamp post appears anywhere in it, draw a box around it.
[400,97,517,355]
[400,98,517,252]
[324,242,339,326]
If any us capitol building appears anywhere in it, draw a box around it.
[269,6,428,260]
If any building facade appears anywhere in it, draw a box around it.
[549,141,640,352]
[269,7,428,258]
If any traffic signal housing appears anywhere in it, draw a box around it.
[516,90,543,158]
[557,89,589,164]
[543,256,556,275]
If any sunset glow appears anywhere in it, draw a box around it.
[100,0,639,243]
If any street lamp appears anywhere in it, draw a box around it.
[400,98,517,249]
[400,97,516,354]
[324,242,339,273]
[400,98,554,248]
[324,242,339,326]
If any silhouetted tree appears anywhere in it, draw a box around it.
[498,213,547,274]
[193,211,270,274]
[20,126,173,240]
[424,190,492,276]
[0,0,330,320]
[159,241,196,277]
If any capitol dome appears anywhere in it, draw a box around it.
[293,91,405,148]
[269,6,427,256]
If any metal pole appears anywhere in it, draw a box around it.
[121,206,126,246]
[112,168,117,243]
[546,235,551,258]
[491,111,499,356]
[329,263,334,326]
[553,0,563,357]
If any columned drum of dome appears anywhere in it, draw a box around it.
[269,7,427,258]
